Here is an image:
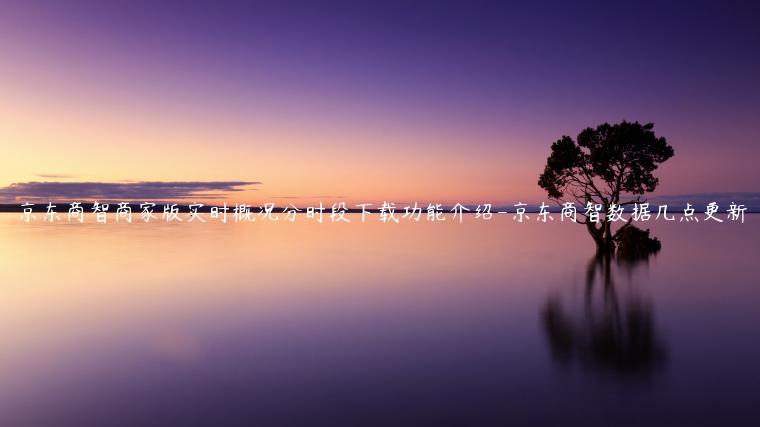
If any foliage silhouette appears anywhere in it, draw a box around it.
[538,121,674,253]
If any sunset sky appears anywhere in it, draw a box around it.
[1,1,758,205]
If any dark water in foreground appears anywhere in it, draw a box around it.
[1,214,758,426]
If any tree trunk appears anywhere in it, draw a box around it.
[586,221,615,254]
[602,222,615,253]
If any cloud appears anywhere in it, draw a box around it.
[651,191,760,203]
[0,181,260,202]
[648,192,760,211]
[37,173,78,179]
[269,195,344,199]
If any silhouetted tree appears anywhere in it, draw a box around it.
[614,224,661,260]
[538,121,674,253]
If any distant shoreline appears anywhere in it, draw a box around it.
[0,203,757,214]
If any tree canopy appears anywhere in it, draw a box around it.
[538,121,674,252]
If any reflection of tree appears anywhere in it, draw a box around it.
[543,254,666,377]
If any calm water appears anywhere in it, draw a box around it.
[0,213,758,426]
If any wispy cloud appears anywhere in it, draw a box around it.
[651,191,760,202]
[270,195,344,199]
[649,192,760,211]
[0,181,260,202]
[36,173,78,179]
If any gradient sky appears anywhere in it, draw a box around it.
[1,1,758,204]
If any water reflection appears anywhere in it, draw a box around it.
[2,214,759,424]
[543,253,667,378]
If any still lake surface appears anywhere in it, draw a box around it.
[0,213,758,426]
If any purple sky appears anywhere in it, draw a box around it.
[1,1,758,203]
